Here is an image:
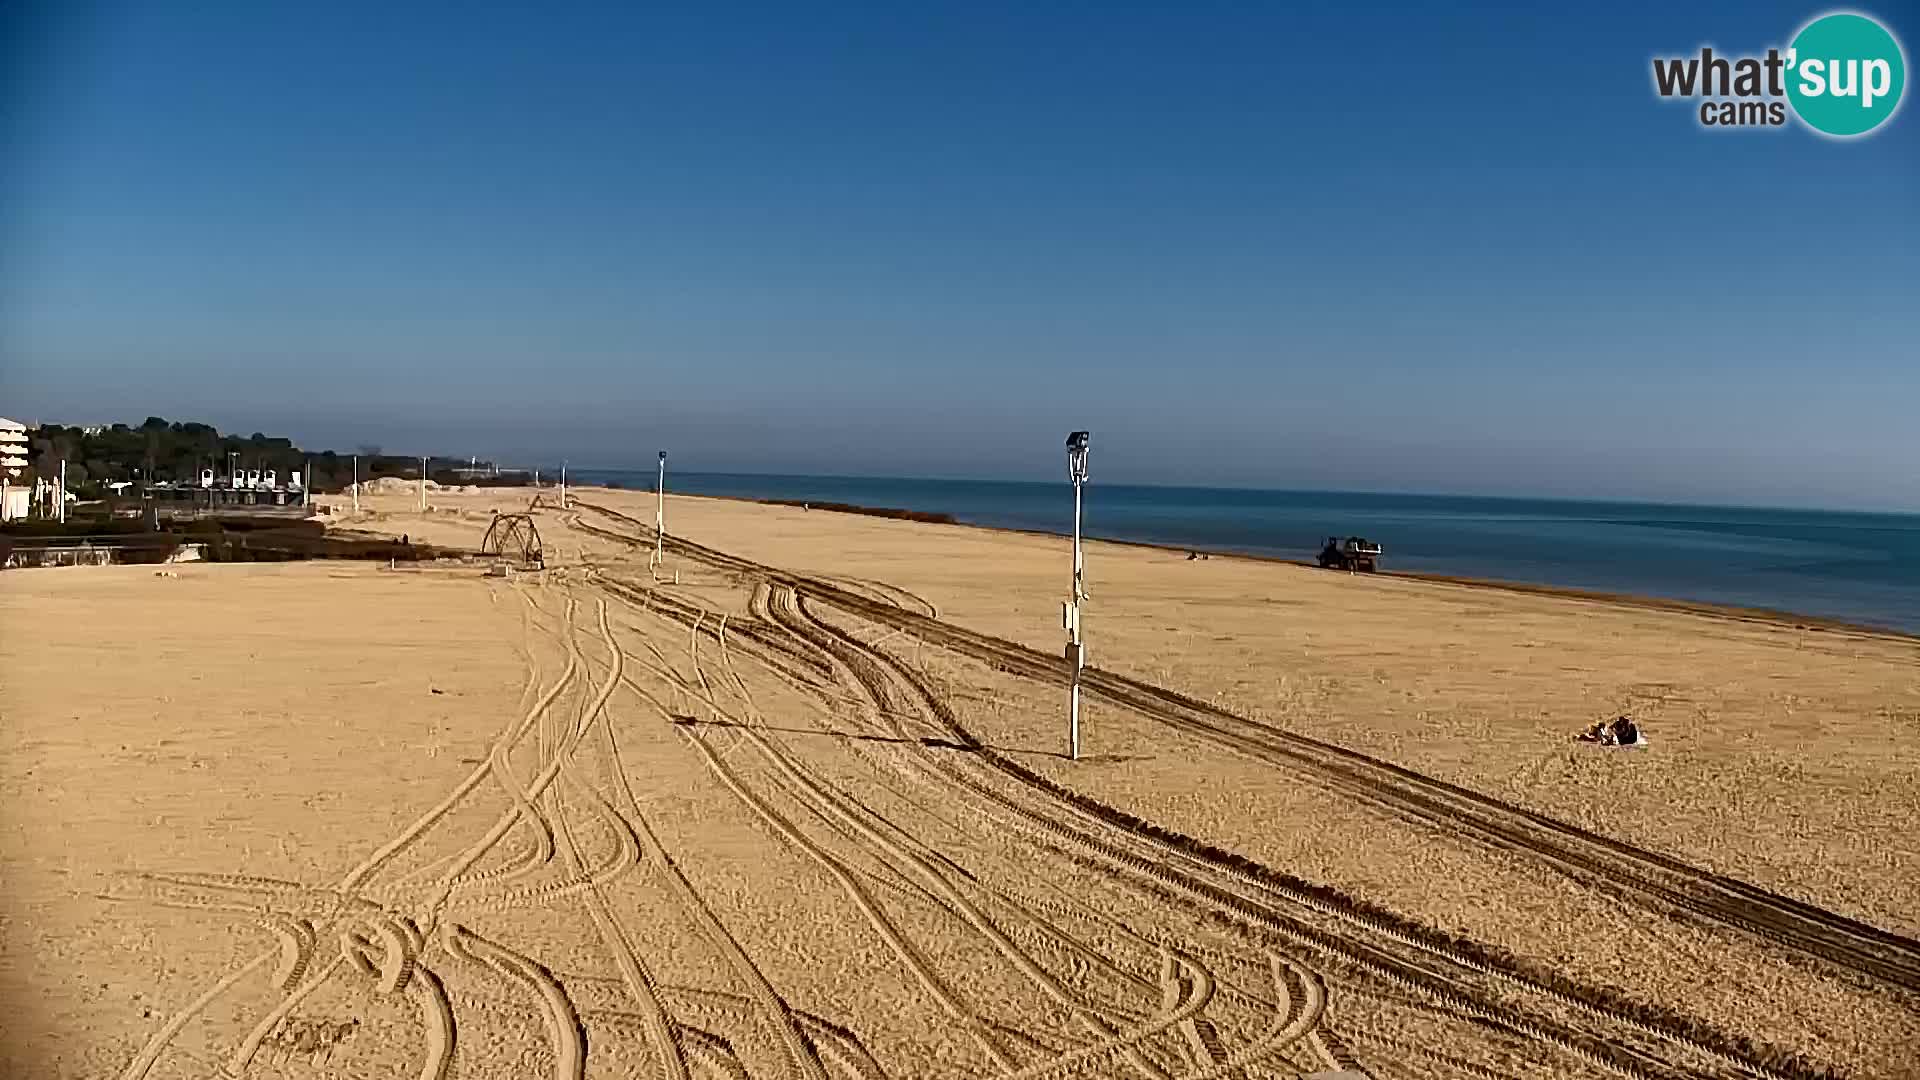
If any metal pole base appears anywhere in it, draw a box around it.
[1069,678,1082,761]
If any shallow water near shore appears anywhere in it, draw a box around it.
[574,470,1920,634]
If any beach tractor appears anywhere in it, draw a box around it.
[1317,536,1382,573]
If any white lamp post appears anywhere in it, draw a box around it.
[1064,431,1090,760]
[652,450,668,568]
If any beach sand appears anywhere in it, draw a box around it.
[4,485,1916,1078]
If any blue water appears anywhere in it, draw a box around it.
[573,470,1920,635]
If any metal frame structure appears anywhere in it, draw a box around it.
[1064,430,1090,760]
[481,512,545,569]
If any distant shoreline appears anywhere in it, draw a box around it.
[631,486,1920,645]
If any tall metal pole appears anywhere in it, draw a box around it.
[1069,478,1082,759]
[352,454,360,513]
[303,457,311,508]
[58,459,67,524]
[560,460,567,509]
[419,455,428,512]
[652,450,667,568]
[1064,432,1090,761]
[1073,480,1086,601]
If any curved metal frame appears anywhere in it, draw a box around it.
[481,512,545,569]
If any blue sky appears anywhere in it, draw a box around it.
[4,2,1916,508]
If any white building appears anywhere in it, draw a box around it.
[0,417,26,477]
[0,417,27,521]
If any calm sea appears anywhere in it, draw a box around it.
[573,470,1920,635]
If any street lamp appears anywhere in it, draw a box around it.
[653,450,668,568]
[1063,430,1090,760]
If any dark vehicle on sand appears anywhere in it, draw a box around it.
[1317,535,1382,572]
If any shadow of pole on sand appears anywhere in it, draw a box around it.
[668,716,1144,763]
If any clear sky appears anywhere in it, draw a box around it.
[4,2,1916,508]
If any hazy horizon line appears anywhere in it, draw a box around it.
[559,465,1920,519]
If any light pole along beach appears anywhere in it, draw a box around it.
[1064,431,1090,760]
[652,449,668,569]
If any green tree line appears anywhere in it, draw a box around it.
[19,418,507,498]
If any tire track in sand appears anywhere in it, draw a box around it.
[577,508,1744,1077]
[991,951,1213,1080]
[678,717,1017,1072]
[442,923,585,1080]
[653,592,1178,1079]
[341,591,580,897]
[591,620,834,1080]
[119,590,566,1080]
[649,597,1160,1067]
[769,586,1782,1079]
[619,575,1236,1073]
[746,589,1181,1080]
[576,498,1920,999]
[726,570,1664,1077]
[547,594,691,1080]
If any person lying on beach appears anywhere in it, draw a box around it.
[1575,716,1642,746]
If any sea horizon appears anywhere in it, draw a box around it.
[570,469,1920,636]
[562,468,1920,519]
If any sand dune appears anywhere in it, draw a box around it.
[3,485,1916,1078]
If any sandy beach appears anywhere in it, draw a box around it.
[4,485,1917,1079]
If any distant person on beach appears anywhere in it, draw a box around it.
[1576,715,1641,746]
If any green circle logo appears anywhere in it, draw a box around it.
[1786,12,1907,136]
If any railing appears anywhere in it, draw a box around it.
[1,540,204,569]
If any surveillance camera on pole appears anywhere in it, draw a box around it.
[1063,430,1090,760]
[652,450,668,568]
